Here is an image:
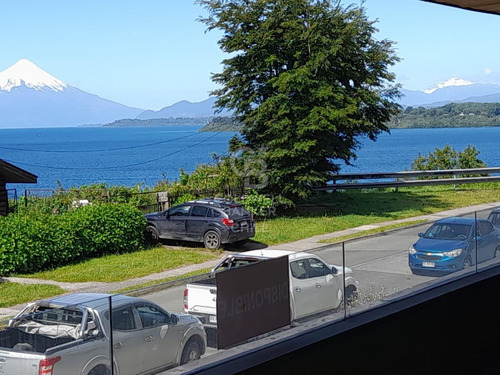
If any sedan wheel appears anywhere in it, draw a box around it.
[494,246,500,258]
[463,257,473,269]
[204,230,221,250]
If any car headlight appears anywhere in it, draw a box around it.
[409,245,417,254]
[443,248,463,258]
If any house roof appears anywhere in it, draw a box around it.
[423,0,500,16]
[0,159,37,183]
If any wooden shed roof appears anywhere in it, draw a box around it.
[0,159,37,183]
[423,0,500,15]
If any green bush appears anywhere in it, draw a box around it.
[411,144,487,178]
[0,204,146,276]
[238,190,274,218]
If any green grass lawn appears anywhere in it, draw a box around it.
[0,283,65,309]
[2,184,500,310]
[18,247,221,283]
[253,185,500,245]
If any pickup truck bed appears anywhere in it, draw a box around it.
[0,325,76,353]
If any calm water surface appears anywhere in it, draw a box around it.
[1,126,499,191]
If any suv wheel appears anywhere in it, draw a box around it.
[204,230,221,250]
[145,225,159,245]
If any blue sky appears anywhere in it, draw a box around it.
[1,0,500,110]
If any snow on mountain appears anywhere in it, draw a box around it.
[423,77,473,94]
[0,59,144,128]
[0,59,67,92]
[398,78,500,107]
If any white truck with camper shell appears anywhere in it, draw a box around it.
[183,250,359,326]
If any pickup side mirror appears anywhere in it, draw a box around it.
[331,266,338,275]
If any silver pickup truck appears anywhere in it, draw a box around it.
[183,249,359,325]
[0,293,206,375]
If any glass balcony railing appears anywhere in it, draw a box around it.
[1,209,499,374]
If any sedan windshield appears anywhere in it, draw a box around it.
[423,223,471,240]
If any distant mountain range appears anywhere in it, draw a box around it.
[2,59,500,128]
[398,79,500,108]
[0,59,226,128]
[0,59,144,128]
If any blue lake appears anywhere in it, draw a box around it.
[1,125,500,192]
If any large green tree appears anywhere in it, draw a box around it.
[198,0,401,202]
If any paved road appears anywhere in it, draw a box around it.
[141,224,428,315]
[142,209,497,325]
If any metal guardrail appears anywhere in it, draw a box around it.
[315,167,500,190]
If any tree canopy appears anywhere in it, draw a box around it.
[198,0,401,202]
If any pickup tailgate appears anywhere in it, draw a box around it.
[0,349,44,374]
[185,282,217,319]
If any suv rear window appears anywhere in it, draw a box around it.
[222,205,251,218]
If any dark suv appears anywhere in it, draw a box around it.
[144,198,255,249]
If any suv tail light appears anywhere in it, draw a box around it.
[222,218,234,226]
[183,289,189,310]
[39,356,61,375]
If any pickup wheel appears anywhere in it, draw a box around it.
[180,341,201,364]
[88,365,110,375]
[203,230,221,250]
[145,225,160,245]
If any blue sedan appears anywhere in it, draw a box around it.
[408,217,500,274]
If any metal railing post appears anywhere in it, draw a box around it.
[109,296,114,375]
[342,242,347,320]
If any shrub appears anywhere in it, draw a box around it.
[238,190,274,218]
[0,204,146,276]
[411,144,487,178]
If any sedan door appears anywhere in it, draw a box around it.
[476,220,498,263]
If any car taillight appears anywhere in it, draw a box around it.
[222,218,234,226]
[183,289,188,310]
[39,356,61,375]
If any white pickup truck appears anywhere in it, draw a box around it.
[183,250,359,325]
[0,293,206,375]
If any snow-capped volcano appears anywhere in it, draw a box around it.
[0,59,144,128]
[0,59,67,92]
[399,77,500,107]
[423,77,473,94]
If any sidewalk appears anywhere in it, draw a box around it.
[2,201,499,319]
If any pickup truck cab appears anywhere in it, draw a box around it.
[0,293,206,375]
[184,250,359,324]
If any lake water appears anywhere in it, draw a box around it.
[1,125,500,192]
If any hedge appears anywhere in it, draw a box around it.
[0,204,146,276]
